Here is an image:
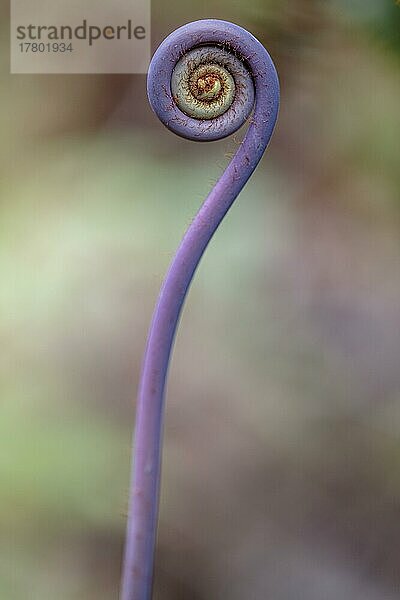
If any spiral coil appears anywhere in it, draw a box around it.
[147,19,279,141]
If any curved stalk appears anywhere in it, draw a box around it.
[121,19,280,600]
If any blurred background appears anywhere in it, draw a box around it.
[1,0,400,598]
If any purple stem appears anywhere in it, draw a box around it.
[121,19,280,600]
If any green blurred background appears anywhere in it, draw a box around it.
[1,0,400,598]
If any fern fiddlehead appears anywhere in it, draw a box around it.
[121,19,280,600]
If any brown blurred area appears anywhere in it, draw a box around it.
[1,1,400,598]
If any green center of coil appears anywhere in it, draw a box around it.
[172,55,236,120]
